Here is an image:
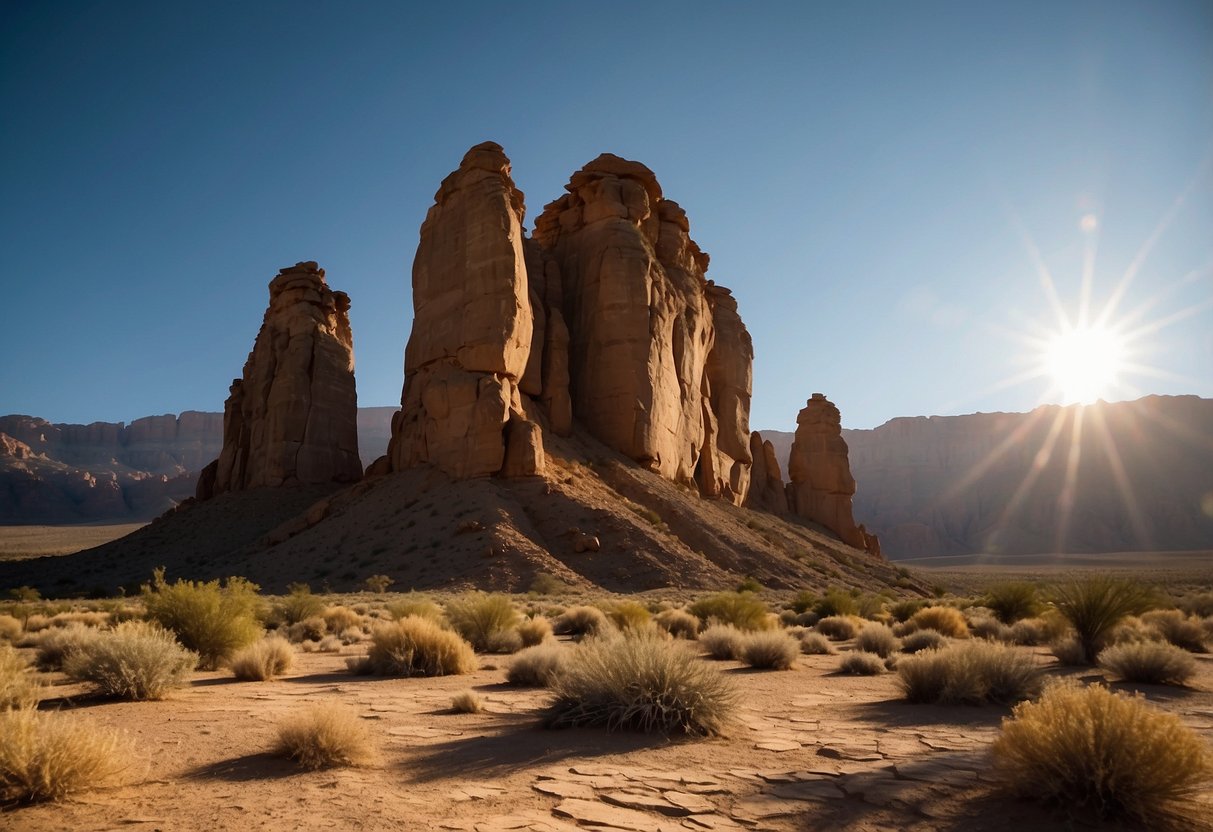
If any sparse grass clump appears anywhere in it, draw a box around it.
[799,632,833,655]
[815,615,859,641]
[553,605,610,638]
[606,601,652,632]
[0,709,129,802]
[445,592,521,652]
[897,641,1042,705]
[385,593,444,624]
[1140,609,1207,653]
[507,643,568,687]
[984,582,1041,624]
[350,617,477,677]
[0,645,41,710]
[0,615,21,642]
[900,629,946,654]
[854,623,899,657]
[1008,617,1050,646]
[908,606,969,638]
[321,606,363,635]
[230,636,295,682]
[1097,642,1197,687]
[1051,577,1158,664]
[740,630,799,670]
[992,680,1213,826]
[655,609,700,639]
[141,569,261,670]
[688,592,771,631]
[547,633,737,735]
[450,690,484,714]
[839,652,885,675]
[63,621,196,700]
[517,616,553,647]
[699,624,745,660]
[968,615,1012,642]
[276,703,376,770]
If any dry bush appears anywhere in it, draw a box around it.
[908,606,970,638]
[276,703,376,770]
[450,690,484,714]
[141,570,261,670]
[1050,576,1158,664]
[508,643,568,687]
[0,708,130,802]
[317,635,343,653]
[322,606,363,635]
[699,624,745,660]
[547,633,737,735]
[984,582,1042,624]
[813,589,858,618]
[445,592,521,652]
[337,627,364,645]
[33,624,102,671]
[1008,617,1050,646]
[889,599,927,622]
[740,630,799,670]
[800,632,833,655]
[22,614,51,634]
[1140,609,1208,653]
[1097,642,1197,686]
[606,601,652,632]
[688,592,771,631]
[386,593,445,624]
[517,616,553,647]
[839,652,885,675]
[1177,592,1213,618]
[350,617,477,677]
[285,616,328,643]
[1050,636,1087,666]
[901,629,947,654]
[992,680,1213,826]
[273,588,326,626]
[0,614,21,642]
[50,611,109,629]
[897,641,1042,705]
[816,615,860,641]
[1,645,41,710]
[553,605,610,638]
[968,615,1013,642]
[854,623,900,657]
[63,621,196,700]
[230,636,294,681]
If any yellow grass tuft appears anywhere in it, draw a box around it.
[0,644,42,710]
[230,636,295,681]
[275,703,377,770]
[350,617,477,677]
[740,630,800,670]
[449,690,484,714]
[0,709,131,802]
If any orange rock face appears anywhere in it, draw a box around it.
[744,431,788,514]
[199,262,361,498]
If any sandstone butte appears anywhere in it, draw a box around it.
[197,143,879,555]
[196,261,362,499]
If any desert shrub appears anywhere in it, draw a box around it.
[1097,642,1197,686]
[816,615,859,641]
[445,592,521,652]
[606,601,652,632]
[1177,592,1213,618]
[799,632,833,655]
[889,599,926,622]
[285,616,328,643]
[984,582,1041,624]
[322,606,363,635]
[273,585,325,626]
[968,615,1012,642]
[655,609,700,640]
[350,617,476,677]
[63,621,196,700]
[855,594,888,621]
[507,642,568,687]
[547,633,736,735]
[1140,609,1207,653]
[553,605,610,638]
[688,592,771,631]
[517,616,553,647]
[699,624,745,660]
[908,606,969,638]
[529,572,570,596]
[0,709,130,802]
[0,615,23,642]
[896,641,1042,705]
[450,690,484,714]
[33,624,101,671]
[855,624,899,657]
[230,636,295,682]
[0,645,41,710]
[22,614,52,633]
[813,589,858,618]
[992,680,1213,826]
[1008,617,1049,646]
[318,635,343,653]
[839,652,885,675]
[385,593,445,624]
[363,574,394,593]
[141,570,261,670]
[337,627,363,645]
[789,590,817,614]
[1050,577,1158,664]
[1050,636,1087,666]
[901,629,946,654]
[276,703,376,770]
[740,630,799,670]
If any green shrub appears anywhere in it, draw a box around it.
[1097,642,1197,686]
[655,609,700,639]
[547,633,736,735]
[444,592,521,652]
[908,606,969,638]
[553,605,610,638]
[790,591,817,614]
[0,645,41,710]
[900,629,946,654]
[0,708,129,802]
[507,643,568,687]
[799,632,832,655]
[606,601,652,632]
[350,617,476,676]
[855,594,887,621]
[854,624,899,657]
[839,652,884,675]
[816,615,859,641]
[141,570,261,670]
[276,703,376,769]
[896,641,1042,705]
[230,636,295,682]
[1051,577,1158,664]
[517,616,553,647]
[274,588,326,625]
[1140,609,1207,653]
[698,624,745,660]
[385,593,445,624]
[740,630,799,670]
[63,621,196,700]
[813,589,858,618]
[889,599,926,622]
[984,582,1041,624]
[992,680,1213,826]
[688,592,771,631]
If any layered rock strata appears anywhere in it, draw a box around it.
[198,261,361,498]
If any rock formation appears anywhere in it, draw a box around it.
[198,261,361,499]
[786,394,878,553]
[745,431,789,513]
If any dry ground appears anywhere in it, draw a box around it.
[0,524,146,562]
[7,632,1212,831]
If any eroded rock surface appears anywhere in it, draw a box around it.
[745,432,788,514]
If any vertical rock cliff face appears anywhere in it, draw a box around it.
[200,261,361,498]
[386,142,543,479]
[745,431,789,513]
[786,394,879,554]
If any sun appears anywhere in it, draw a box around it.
[1043,323,1126,404]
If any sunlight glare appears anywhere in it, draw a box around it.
[1044,325,1125,404]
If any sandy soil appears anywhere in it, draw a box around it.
[6,635,1211,832]
[0,524,146,562]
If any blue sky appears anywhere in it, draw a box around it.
[2,1,1210,431]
